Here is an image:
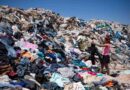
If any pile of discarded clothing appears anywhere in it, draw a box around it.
[0,5,130,90]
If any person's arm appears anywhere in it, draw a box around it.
[96,43,106,47]
[111,45,117,48]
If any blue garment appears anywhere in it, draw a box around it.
[46,53,56,60]
[59,37,65,43]
[10,81,26,87]
[16,65,26,77]
[115,31,122,39]
[0,39,16,57]
[17,58,31,77]
[72,59,86,67]
[20,58,30,65]
[0,83,16,88]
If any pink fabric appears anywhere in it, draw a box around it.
[102,44,110,55]
[24,42,38,50]
[77,74,83,79]
[88,71,97,76]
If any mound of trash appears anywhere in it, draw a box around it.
[0,5,130,90]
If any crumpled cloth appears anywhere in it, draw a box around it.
[57,67,75,78]
[50,73,70,87]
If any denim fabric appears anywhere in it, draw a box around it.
[0,83,16,88]
[17,65,26,77]
[115,31,122,39]
[20,58,30,65]
[0,39,16,57]
[46,53,56,61]
[10,81,26,87]
[21,79,36,90]
[16,58,31,77]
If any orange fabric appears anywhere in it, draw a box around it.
[21,51,34,61]
[104,81,113,87]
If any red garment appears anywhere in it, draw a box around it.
[81,67,90,71]
[7,71,17,76]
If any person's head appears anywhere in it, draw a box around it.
[105,39,110,44]
[105,35,110,44]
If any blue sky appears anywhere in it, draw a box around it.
[0,0,130,24]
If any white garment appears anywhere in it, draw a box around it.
[84,60,92,68]
[0,75,10,83]
[12,25,19,33]
[64,82,85,90]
